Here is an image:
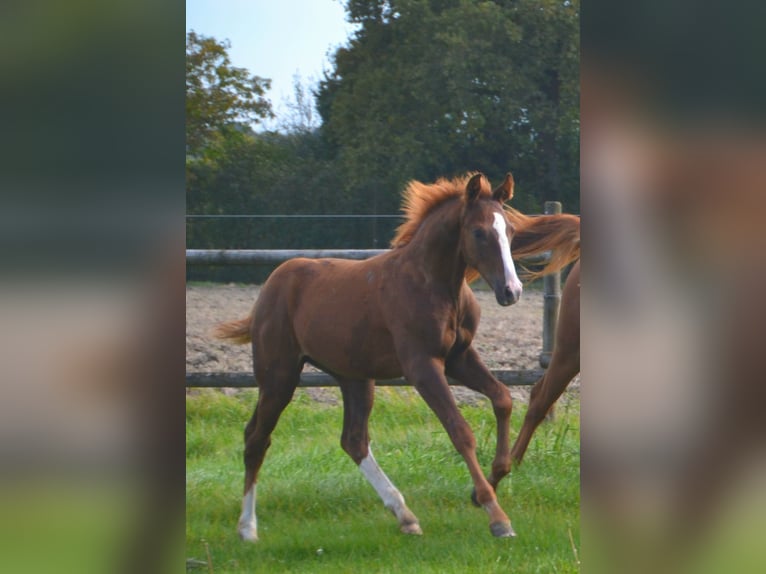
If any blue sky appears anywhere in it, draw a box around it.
[186,0,358,128]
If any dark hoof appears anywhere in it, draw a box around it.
[490,521,516,538]
[470,488,481,507]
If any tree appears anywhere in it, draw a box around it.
[317,0,580,212]
[186,31,273,155]
[277,74,321,134]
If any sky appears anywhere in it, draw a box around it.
[186,0,358,129]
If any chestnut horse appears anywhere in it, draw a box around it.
[214,173,579,541]
[510,258,580,464]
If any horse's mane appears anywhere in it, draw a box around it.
[390,173,580,281]
[391,173,484,248]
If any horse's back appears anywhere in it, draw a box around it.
[256,257,352,323]
[258,257,372,305]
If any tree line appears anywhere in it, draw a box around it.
[187,0,579,282]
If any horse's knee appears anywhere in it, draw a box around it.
[492,390,513,418]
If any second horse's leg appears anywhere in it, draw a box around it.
[510,350,578,464]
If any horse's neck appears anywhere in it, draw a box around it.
[407,201,466,290]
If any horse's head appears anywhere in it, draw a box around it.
[460,173,523,306]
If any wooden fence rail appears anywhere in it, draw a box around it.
[186,202,562,389]
[185,249,552,267]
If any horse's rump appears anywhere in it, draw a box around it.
[211,257,333,346]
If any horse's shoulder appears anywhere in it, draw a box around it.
[454,286,480,331]
[458,285,480,312]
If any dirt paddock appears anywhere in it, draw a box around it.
[186,284,579,407]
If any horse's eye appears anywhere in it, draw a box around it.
[472,228,486,240]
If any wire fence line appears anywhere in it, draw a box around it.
[186,214,404,219]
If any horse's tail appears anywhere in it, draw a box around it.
[212,312,253,345]
[508,209,581,281]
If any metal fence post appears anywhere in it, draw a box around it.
[539,201,562,369]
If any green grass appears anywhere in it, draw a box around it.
[187,388,580,573]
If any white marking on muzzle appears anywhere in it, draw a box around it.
[492,212,523,300]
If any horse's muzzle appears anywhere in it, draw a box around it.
[496,284,522,306]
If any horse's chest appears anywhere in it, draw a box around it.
[443,311,476,355]
[456,322,475,346]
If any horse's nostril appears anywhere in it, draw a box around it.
[502,285,521,305]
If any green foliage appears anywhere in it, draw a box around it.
[318,0,580,213]
[186,3,580,283]
[186,388,580,573]
[186,31,273,156]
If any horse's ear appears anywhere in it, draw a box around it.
[492,172,514,203]
[466,173,490,202]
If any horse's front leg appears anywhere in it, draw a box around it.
[403,355,515,538]
[446,346,513,500]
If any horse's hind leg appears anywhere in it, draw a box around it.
[511,260,580,464]
[510,347,579,465]
[338,378,422,535]
[446,346,514,499]
[238,363,300,542]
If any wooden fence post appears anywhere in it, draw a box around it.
[539,201,562,368]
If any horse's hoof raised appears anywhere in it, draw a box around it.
[490,521,516,538]
[470,488,481,508]
[400,521,423,535]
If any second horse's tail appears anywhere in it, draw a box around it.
[508,209,580,280]
[465,209,580,284]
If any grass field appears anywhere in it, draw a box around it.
[186,387,580,573]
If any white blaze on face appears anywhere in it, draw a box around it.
[492,212,523,299]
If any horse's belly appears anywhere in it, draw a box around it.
[283,260,403,380]
[299,320,402,381]
[328,358,403,382]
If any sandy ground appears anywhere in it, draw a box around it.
[186,284,579,407]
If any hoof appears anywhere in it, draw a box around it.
[238,524,259,543]
[470,488,481,508]
[490,521,516,538]
[400,521,423,535]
